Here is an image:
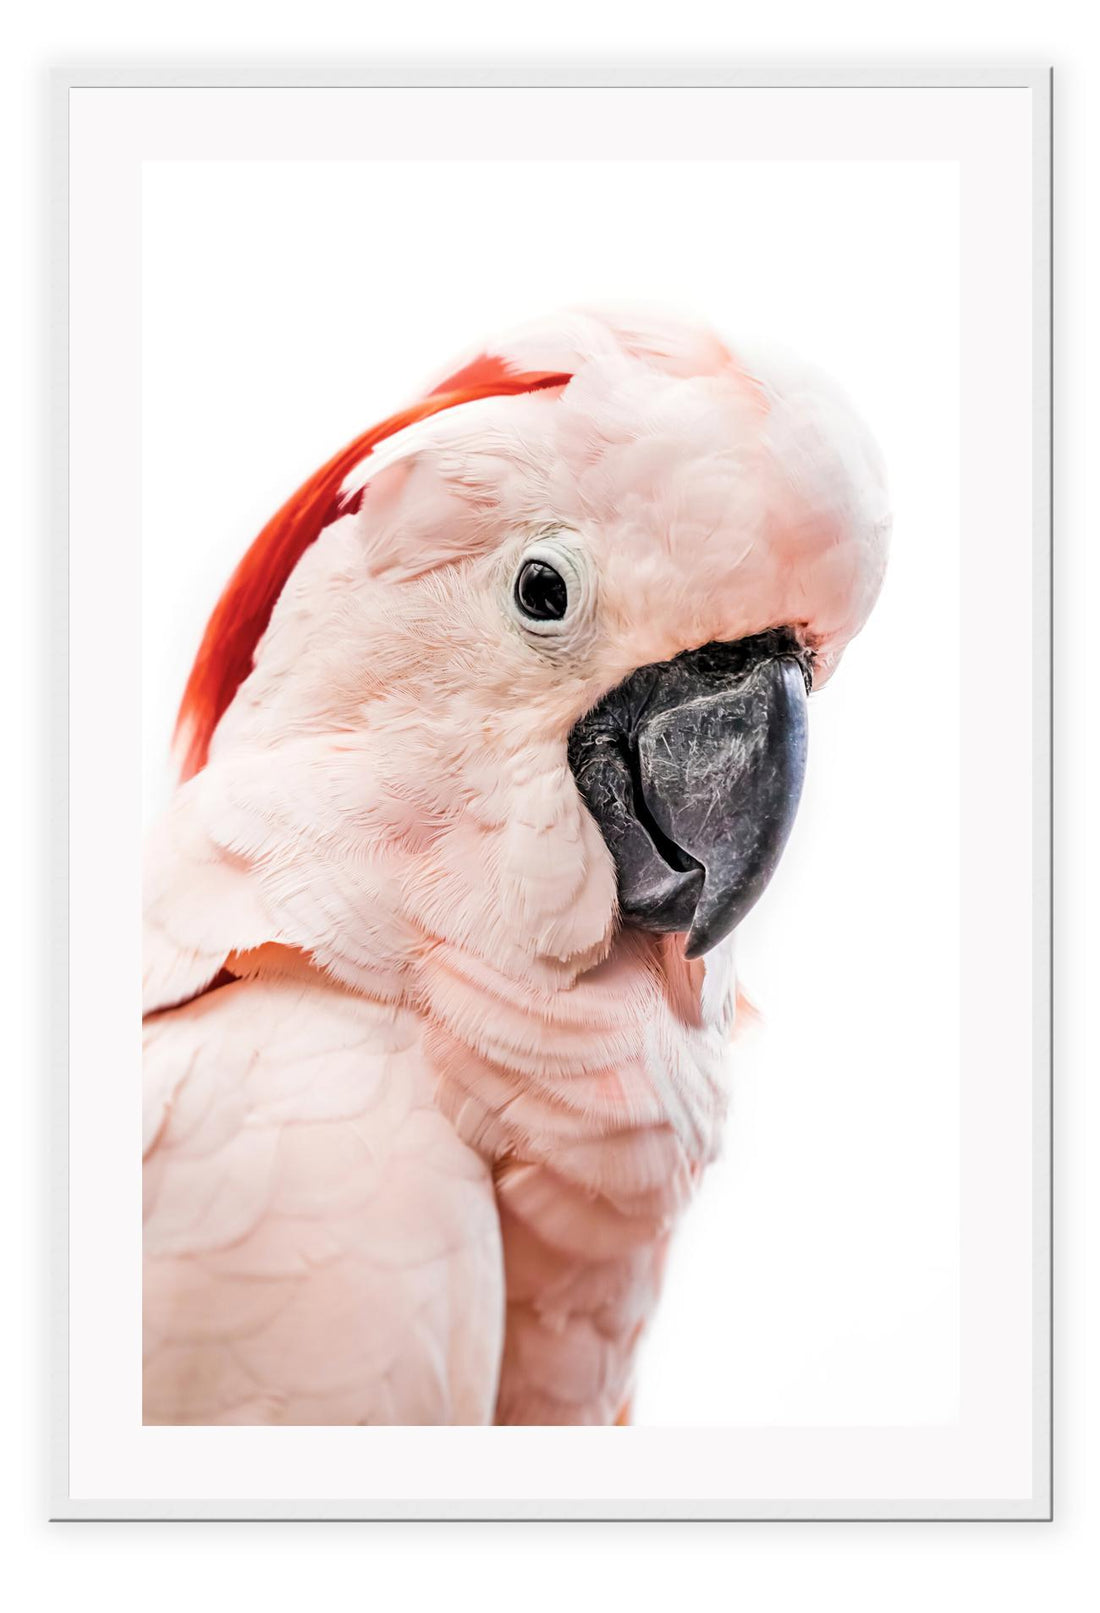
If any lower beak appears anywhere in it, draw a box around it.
[567,630,810,959]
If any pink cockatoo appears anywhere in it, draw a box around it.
[143,309,889,1426]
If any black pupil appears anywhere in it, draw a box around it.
[515,560,568,622]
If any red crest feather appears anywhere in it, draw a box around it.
[174,364,571,780]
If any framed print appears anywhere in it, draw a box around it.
[56,63,1052,1520]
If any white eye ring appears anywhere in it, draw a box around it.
[508,533,593,641]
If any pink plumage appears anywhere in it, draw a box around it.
[143,308,889,1424]
[174,365,571,780]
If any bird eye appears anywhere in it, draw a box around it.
[514,559,569,622]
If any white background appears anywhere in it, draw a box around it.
[5,7,1096,1613]
[143,156,960,1429]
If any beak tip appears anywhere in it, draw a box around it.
[682,913,731,961]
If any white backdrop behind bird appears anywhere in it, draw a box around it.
[142,157,959,1426]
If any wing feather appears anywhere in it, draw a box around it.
[143,972,504,1425]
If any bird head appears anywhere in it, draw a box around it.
[175,309,888,984]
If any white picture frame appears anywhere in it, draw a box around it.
[54,63,1052,1521]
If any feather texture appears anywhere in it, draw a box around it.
[175,368,571,779]
[144,307,890,1423]
[144,967,503,1424]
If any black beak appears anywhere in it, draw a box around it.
[567,630,810,959]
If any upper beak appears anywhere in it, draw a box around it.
[567,630,810,958]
